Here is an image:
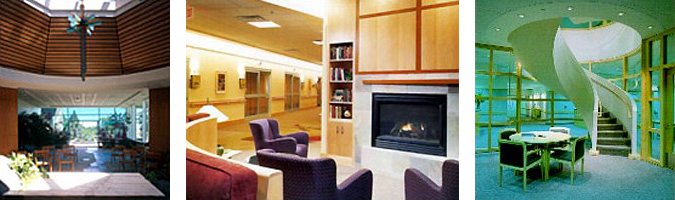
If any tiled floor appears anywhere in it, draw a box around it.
[223,107,408,200]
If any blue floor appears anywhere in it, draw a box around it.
[476,152,674,199]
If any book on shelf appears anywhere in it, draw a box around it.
[330,67,352,82]
[331,89,351,102]
[330,45,353,60]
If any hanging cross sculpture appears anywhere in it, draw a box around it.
[67,2,101,81]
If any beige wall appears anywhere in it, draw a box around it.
[187,40,321,121]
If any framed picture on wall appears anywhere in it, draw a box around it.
[216,71,226,94]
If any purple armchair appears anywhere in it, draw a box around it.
[404,159,459,200]
[256,149,373,200]
[249,118,309,157]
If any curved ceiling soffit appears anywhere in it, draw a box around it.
[479,1,666,47]
[0,67,170,92]
[559,22,641,62]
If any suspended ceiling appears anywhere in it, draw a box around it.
[18,88,147,107]
[476,0,675,46]
[0,0,169,77]
[186,0,323,64]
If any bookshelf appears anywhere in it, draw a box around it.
[329,42,354,121]
[323,41,355,161]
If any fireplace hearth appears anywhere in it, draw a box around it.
[372,93,447,156]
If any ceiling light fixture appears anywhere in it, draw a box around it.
[566,6,574,11]
[247,21,281,28]
[648,25,653,29]
[517,14,525,19]
[618,11,625,16]
[495,28,501,31]
[312,40,323,45]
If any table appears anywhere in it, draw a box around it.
[509,131,571,181]
[3,172,165,199]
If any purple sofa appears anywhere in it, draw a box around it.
[256,149,373,200]
[249,118,309,157]
[186,149,257,200]
[404,159,459,200]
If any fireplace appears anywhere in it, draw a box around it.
[372,93,447,156]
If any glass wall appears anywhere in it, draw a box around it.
[476,44,643,154]
[42,107,143,144]
[644,29,675,166]
[475,45,586,152]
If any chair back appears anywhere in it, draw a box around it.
[499,128,517,141]
[34,149,51,159]
[573,137,586,161]
[256,149,338,200]
[442,159,459,198]
[499,140,526,168]
[549,127,571,135]
[42,145,55,151]
[57,148,75,161]
[249,119,282,150]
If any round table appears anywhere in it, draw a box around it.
[509,131,571,181]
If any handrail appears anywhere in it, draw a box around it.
[586,71,635,119]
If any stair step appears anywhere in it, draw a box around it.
[597,137,630,145]
[597,145,630,157]
[597,117,616,124]
[599,112,610,117]
[598,124,623,131]
[597,130,627,138]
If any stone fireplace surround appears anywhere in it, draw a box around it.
[352,73,458,184]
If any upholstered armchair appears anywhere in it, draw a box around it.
[404,159,458,200]
[256,149,373,200]
[249,118,309,157]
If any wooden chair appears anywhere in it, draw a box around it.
[132,146,146,171]
[34,149,53,172]
[57,148,76,171]
[111,145,125,167]
[118,149,138,171]
[498,140,543,191]
[550,137,587,185]
[143,150,163,173]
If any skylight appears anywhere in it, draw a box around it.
[28,0,127,11]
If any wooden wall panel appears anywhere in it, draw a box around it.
[0,0,49,73]
[44,17,122,76]
[359,0,416,16]
[422,0,457,6]
[422,6,459,70]
[149,87,170,153]
[356,0,459,74]
[116,0,170,74]
[0,87,19,155]
[0,1,168,76]
[358,12,416,72]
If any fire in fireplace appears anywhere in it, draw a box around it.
[372,93,447,156]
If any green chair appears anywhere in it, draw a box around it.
[498,140,543,191]
[550,137,586,185]
[499,128,537,153]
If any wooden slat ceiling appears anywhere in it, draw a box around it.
[0,0,169,77]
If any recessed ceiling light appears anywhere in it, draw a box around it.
[517,14,525,19]
[648,25,653,29]
[495,28,501,31]
[566,6,574,11]
[247,21,281,28]
[618,11,625,16]
[312,40,323,45]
